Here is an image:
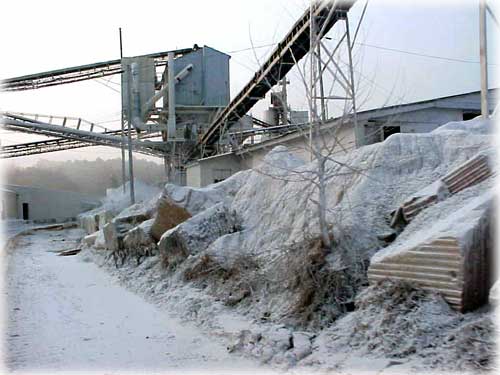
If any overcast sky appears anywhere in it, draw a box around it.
[0,0,498,167]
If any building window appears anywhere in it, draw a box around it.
[213,169,232,183]
[463,111,480,121]
[383,126,401,140]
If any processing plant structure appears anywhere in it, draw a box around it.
[0,0,356,185]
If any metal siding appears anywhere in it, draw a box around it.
[174,49,204,106]
[121,57,155,120]
[173,46,230,107]
[202,46,230,106]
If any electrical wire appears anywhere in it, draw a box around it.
[355,41,496,65]
[93,78,120,93]
[229,39,497,66]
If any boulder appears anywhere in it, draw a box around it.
[79,213,98,234]
[150,170,250,242]
[489,279,500,306]
[114,198,157,225]
[94,229,106,250]
[98,210,115,229]
[123,219,155,249]
[150,196,192,242]
[78,208,115,234]
[369,191,493,312]
[290,332,313,361]
[158,202,240,267]
[82,232,98,247]
[103,221,132,251]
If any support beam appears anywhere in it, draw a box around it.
[199,0,355,149]
[126,64,136,204]
[1,47,197,91]
[345,14,360,147]
[479,0,489,118]
[119,27,127,193]
[167,52,177,141]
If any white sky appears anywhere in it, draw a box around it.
[0,0,498,167]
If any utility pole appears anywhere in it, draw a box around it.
[280,77,289,125]
[167,52,177,183]
[317,44,327,122]
[479,0,489,118]
[126,64,136,204]
[119,27,127,193]
[345,15,360,147]
[309,1,316,161]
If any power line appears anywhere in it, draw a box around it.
[94,78,121,93]
[227,43,277,54]
[355,41,497,66]
[229,39,497,66]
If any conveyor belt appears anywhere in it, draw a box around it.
[1,47,196,91]
[0,130,161,158]
[199,0,354,150]
[0,113,165,157]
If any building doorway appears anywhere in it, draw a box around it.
[22,203,29,220]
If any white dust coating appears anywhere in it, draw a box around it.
[13,116,495,374]
[3,225,267,374]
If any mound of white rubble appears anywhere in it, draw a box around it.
[78,116,496,372]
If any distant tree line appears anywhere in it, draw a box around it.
[5,157,166,197]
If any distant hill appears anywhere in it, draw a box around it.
[5,158,166,197]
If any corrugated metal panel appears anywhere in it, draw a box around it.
[391,152,493,227]
[174,46,230,107]
[442,154,492,194]
[369,237,463,310]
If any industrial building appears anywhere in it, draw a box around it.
[0,0,495,200]
[1,185,99,223]
[186,89,497,187]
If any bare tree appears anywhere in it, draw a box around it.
[245,0,370,257]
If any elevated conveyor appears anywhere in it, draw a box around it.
[0,112,165,157]
[0,130,161,158]
[198,0,354,153]
[1,48,196,91]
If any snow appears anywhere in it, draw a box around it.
[4,228,266,373]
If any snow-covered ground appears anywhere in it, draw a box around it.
[3,227,268,373]
[1,220,34,249]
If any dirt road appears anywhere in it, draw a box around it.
[4,227,262,373]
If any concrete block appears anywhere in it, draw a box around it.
[370,193,493,312]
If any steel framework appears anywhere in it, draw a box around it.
[1,47,196,92]
[198,0,354,154]
[0,112,165,157]
[1,1,358,162]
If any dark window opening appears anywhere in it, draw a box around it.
[383,126,401,140]
[213,168,232,184]
[463,112,480,121]
[22,203,29,220]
